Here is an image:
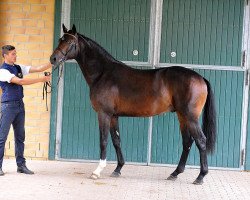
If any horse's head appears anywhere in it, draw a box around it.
[50,24,79,66]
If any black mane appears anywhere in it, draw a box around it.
[78,33,123,65]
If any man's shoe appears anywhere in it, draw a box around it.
[17,164,34,175]
[0,168,4,176]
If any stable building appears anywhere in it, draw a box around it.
[1,0,250,171]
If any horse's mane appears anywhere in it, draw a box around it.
[78,33,124,65]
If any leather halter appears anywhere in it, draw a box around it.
[57,33,78,59]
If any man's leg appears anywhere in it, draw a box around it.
[12,108,26,167]
[0,103,16,175]
[13,103,34,174]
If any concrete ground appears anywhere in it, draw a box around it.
[0,159,249,200]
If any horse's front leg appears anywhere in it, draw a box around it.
[90,112,111,180]
[110,116,125,177]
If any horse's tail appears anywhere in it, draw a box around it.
[202,78,217,154]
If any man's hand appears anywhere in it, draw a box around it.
[43,75,51,82]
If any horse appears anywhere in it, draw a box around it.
[50,24,216,185]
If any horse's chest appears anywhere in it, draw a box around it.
[90,86,117,112]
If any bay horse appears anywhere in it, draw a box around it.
[50,24,216,185]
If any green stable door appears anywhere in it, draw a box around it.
[152,0,245,168]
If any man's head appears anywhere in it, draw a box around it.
[2,45,17,64]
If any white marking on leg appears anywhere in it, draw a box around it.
[116,131,119,136]
[92,159,106,178]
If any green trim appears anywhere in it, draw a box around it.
[49,0,62,160]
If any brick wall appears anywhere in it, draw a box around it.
[0,0,55,160]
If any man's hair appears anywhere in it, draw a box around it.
[2,45,15,57]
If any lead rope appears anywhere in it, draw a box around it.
[43,72,52,111]
[42,63,64,111]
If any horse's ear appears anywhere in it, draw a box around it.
[62,24,68,33]
[72,24,77,35]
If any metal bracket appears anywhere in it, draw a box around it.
[241,149,245,166]
[242,50,246,67]
[246,70,249,86]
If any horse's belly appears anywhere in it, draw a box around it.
[117,97,173,117]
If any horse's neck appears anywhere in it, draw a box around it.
[76,47,105,86]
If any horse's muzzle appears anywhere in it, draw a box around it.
[50,53,57,65]
[50,52,64,66]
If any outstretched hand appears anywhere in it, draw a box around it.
[43,74,51,82]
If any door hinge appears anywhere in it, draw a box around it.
[241,149,245,166]
[242,50,246,67]
[245,70,249,86]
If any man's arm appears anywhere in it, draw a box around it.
[29,62,52,73]
[10,75,51,85]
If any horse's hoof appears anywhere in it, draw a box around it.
[110,171,121,177]
[90,173,99,180]
[193,179,203,185]
[167,175,177,181]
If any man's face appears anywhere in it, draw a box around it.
[4,49,17,64]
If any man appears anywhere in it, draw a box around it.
[0,45,52,176]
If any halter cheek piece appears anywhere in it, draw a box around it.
[57,33,79,60]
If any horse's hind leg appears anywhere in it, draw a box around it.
[167,114,194,181]
[110,116,125,177]
[191,123,208,185]
[167,133,194,181]
[168,113,208,184]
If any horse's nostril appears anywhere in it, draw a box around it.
[50,55,57,64]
